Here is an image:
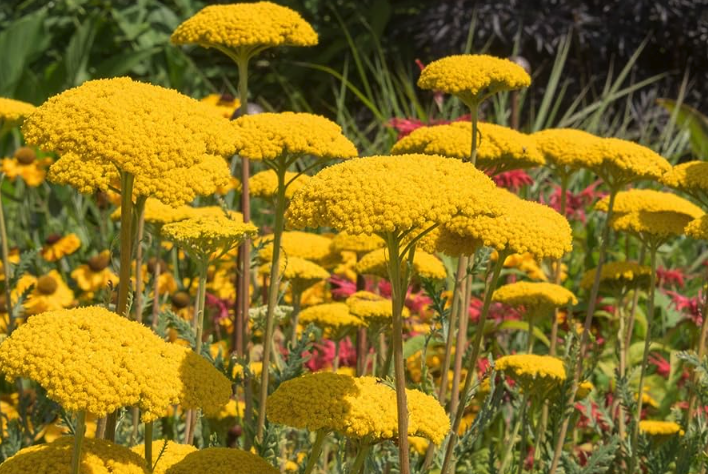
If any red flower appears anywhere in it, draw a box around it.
[385,115,470,139]
[542,180,606,223]
[491,170,533,192]
[206,293,230,323]
[656,267,686,288]
[304,338,356,372]
[648,353,670,378]
[666,290,703,326]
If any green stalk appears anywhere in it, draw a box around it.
[256,164,287,442]
[302,430,327,474]
[527,315,536,354]
[350,441,371,474]
[71,410,87,474]
[517,395,531,474]
[150,235,162,330]
[145,421,154,471]
[0,176,15,336]
[628,247,657,474]
[186,260,208,445]
[549,174,568,356]
[450,257,472,417]
[469,104,479,165]
[385,233,411,474]
[441,251,507,474]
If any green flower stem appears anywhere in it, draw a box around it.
[356,274,368,376]
[499,410,523,473]
[527,316,536,354]
[0,176,14,337]
[302,430,327,474]
[350,441,371,474]
[469,104,480,166]
[71,410,87,474]
[549,174,568,356]
[256,164,287,443]
[517,394,532,474]
[624,243,647,357]
[548,190,617,474]
[450,257,472,417]
[290,290,302,346]
[385,233,412,474]
[628,246,658,474]
[185,260,208,445]
[145,421,154,472]
[441,251,508,474]
[133,203,146,323]
[615,291,627,440]
[150,235,162,330]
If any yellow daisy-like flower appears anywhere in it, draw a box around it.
[0,307,231,421]
[429,189,572,260]
[132,440,196,474]
[639,420,683,437]
[171,2,317,52]
[503,252,554,282]
[532,128,604,177]
[588,138,670,189]
[162,214,258,263]
[257,231,331,263]
[492,282,577,317]
[13,270,74,315]
[661,161,708,207]
[200,93,240,119]
[250,170,311,200]
[355,248,447,280]
[267,372,450,444]
[0,437,146,474]
[1,147,52,187]
[71,251,118,292]
[346,291,409,327]
[495,354,566,394]
[391,122,544,174]
[41,232,81,261]
[417,54,531,106]
[329,232,385,256]
[23,77,236,206]
[232,112,357,161]
[258,256,330,294]
[287,154,500,235]
[580,261,652,292]
[298,302,365,333]
[162,447,278,474]
[0,97,35,129]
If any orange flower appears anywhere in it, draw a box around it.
[1,147,52,187]
[41,233,81,262]
[70,251,118,292]
[13,270,75,315]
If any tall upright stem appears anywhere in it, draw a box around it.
[71,410,87,474]
[628,247,657,474]
[469,105,479,166]
[356,274,368,376]
[256,165,287,442]
[144,421,154,470]
[150,236,162,329]
[450,257,471,417]
[0,176,15,336]
[549,175,568,356]
[302,430,327,474]
[186,261,208,445]
[441,253,507,474]
[548,190,617,474]
[517,395,531,474]
[134,206,145,322]
[386,234,411,474]
[438,259,465,403]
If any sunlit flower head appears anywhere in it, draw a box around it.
[661,161,708,207]
[200,93,240,119]
[329,232,385,255]
[492,282,577,317]
[495,354,566,395]
[580,261,652,293]
[639,420,683,437]
[250,169,311,200]
[160,447,279,474]
[132,440,196,474]
[355,248,447,280]
[41,232,81,262]
[71,251,118,293]
[13,270,74,315]
[588,138,671,189]
[1,147,52,187]
[0,97,35,129]
[532,128,603,177]
[257,231,331,264]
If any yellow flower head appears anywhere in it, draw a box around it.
[391,122,544,174]
[267,372,450,444]
[495,354,566,394]
[686,215,708,241]
[0,307,231,421]
[580,261,652,292]
[23,77,236,206]
[639,420,683,437]
[355,248,447,280]
[41,233,81,262]
[577,381,594,400]
[1,147,52,187]
[0,97,35,128]
[346,291,409,327]
[132,440,196,474]
[171,2,317,52]
[71,251,118,293]
[430,189,572,259]
[160,447,278,474]
[532,128,603,175]
[661,161,708,206]
[111,199,196,227]
[258,231,332,263]
[417,54,531,106]
[232,112,357,162]
[492,282,577,316]
[0,437,146,474]
[330,232,385,255]
[13,270,74,315]
[298,302,365,334]
[258,256,329,293]
[596,189,704,216]
[286,154,500,235]
[588,138,670,188]
[200,93,240,119]
[162,214,258,263]
[250,170,311,200]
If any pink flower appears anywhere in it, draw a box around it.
[304,338,356,372]
[656,267,686,288]
[542,180,606,223]
[491,170,533,192]
[666,290,703,326]
[329,275,358,300]
[385,115,470,139]
[648,353,670,378]
[205,293,230,323]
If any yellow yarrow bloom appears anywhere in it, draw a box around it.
[132,440,196,474]
[232,112,357,161]
[200,93,240,119]
[532,128,603,177]
[41,233,81,262]
[355,248,447,280]
[661,161,708,206]
[346,291,409,327]
[161,447,278,474]
[580,261,652,292]
[250,170,311,200]
[71,251,118,293]
[267,372,450,444]
[686,215,708,241]
[596,189,704,217]
[492,282,577,317]
[417,54,531,106]
[0,437,146,474]
[639,420,683,436]
[23,77,236,206]
[112,199,196,227]
[430,189,572,260]
[0,307,231,421]
[0,97,35,128]
[495,354,566,394]
[287,154,500,235]
[391,121,544,174]
[258,256,329,294]
[588,138,670,189]
[257,231,332,263]
[298,302,365,333]
[13,270,74,315]
[171,2,317,51]
[330,232,385,255]
[1,147,52,187]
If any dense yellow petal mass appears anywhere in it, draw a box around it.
[661,161,708,205]
[132,441,196,474]
[595,189,704,217]
[532,128,604,173]
[257,231,332,263]
[495,354,566,394]
[171,2,317,50]
[250,170,311,199]
[580,261,652,291]
[162,215,258,261]
[165,447,278,474]
[638,420,683,436]
[417,54,531,105]
[267,373,450,444]
[355,248,447,280]
[330,232,385,255]
[0,97,35,126]
[298,302,365,330]
[589,138,670,187]
[492,282,577,313]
